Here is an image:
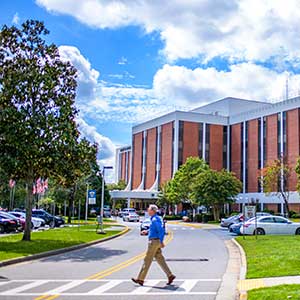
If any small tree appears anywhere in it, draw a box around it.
[160,157,209,218]
[192,169,242,221]
[0,20,80,240]
[260,157,291,215]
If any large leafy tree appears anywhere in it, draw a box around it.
[261,157,291,215]
[55,139,98,223]
[0,20,81,240]
[192,169,242,221]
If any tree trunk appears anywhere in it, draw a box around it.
[282,193,290,216]
[23,178,33,241]
[212,205,220,222]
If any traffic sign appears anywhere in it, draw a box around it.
[244,205,256,219]
[88,189,96,205]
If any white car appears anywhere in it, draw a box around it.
[9,212,45,228]
[123,212,139,222]
[240,216,300,235]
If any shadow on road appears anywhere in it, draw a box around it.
[40,246,128,263]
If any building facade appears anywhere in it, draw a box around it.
[111,97,300,213]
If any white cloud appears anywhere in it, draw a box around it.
[12,13,19,25]
[37,0,300,63]
[118,57,128,65]
[153,64,300,106]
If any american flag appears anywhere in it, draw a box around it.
[9,179,15,189]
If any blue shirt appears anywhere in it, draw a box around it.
[148,214,165,243]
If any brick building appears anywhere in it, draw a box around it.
[111,97,300,213]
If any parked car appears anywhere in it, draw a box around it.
[0,211,23,231]
[229,213,272,234]
[32,210,65,227]
[119,208,136,217]
[221,214,244,228]
[123,212,139,222]
[0,217,18,233]
[240,216,300,235]
[103,208,111,218]
[140,218,151,235]
[9,211,45,229]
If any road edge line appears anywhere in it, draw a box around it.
[0,226,130,268]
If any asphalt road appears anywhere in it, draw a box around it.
[0,221,232,300]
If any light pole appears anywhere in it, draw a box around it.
[98,166,113,234]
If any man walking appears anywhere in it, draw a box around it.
[132,204,176,286]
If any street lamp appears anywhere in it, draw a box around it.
[98,166,113,234]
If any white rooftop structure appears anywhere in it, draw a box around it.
[191,97,272,117]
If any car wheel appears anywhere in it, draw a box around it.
[254,228,265,235]
[295,228,300,235]
[0,225,4,234]
[31,222,34,229]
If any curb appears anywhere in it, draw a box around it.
[215,239,242,300]
[0,226,130,268]
[232,239,248,300]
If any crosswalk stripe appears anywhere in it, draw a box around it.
[0,279,221,296]
[86,279,122,295]
[1,280,48,295]
[131,280,160,294]
[42,280,86,295]
[179,279,198,292]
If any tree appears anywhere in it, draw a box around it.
[159,157,209,218]
[107,180,127,191]
[260,157,291,215]
[192,169,242,221]
[0,20,80,240]
[56,139,98,223]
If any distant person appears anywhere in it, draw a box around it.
[132,204,175,286]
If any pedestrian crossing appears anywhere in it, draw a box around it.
[0,278,221,297]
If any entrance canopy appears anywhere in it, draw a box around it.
[109,190,158,200]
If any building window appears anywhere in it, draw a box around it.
[240,122,244,182]
[245,121,248,193]
[205,124,210,163]
[277,112,281,158]
[178,121,184,168]
[263,116,267,166]
[283,111,287,156]
[223,126,228,169]
[198,123,203,158]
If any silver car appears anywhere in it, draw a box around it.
[240,216,300,235]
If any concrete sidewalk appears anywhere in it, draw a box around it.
[239,276,300,299]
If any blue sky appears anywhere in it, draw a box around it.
[1,0,300,175]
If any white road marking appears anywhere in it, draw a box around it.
[87,279,122,295]
[43,279,86,295]
[131,280,160,294]
[0,279,221,296]
[179,279,198,292]
[1,280,48,295]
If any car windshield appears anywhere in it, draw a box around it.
[0,212,17,219]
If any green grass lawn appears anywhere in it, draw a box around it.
[248,285,300,300]
[0,225,121,262]
[236,235,300,278]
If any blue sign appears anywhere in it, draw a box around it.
[88,190,96,205]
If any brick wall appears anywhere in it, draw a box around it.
[160,122,173,185]
[132,132,143,189]
[209,124,223,170]
[182,121,199,163]
[127,152,131,185]
[145,127,157,189]
[287,109,299,191]
[266,114,278,163]
[247,119,259,192]
[231,123,242,180]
